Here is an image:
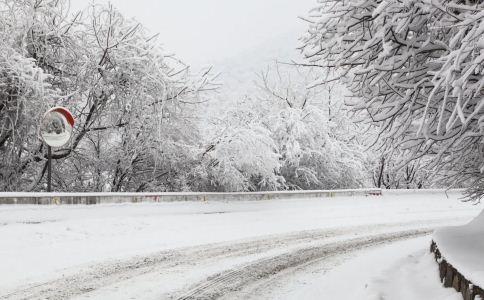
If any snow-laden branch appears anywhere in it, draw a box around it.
[302,0,484,200]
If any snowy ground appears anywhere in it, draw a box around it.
[256,236,462,300]
[0,190,480,299]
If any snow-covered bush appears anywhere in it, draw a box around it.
[303,0,484,200]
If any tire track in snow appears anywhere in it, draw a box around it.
[0,227,363,300]
[0,223,435,300]
[174,230,431,300]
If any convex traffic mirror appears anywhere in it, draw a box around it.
[40,107,75,147]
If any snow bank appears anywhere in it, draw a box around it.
[372,247,461,300]
[434,209,484,289]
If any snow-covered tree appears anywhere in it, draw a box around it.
[258,64,368,189]
[0,0,56,190]
[202,63,369,192]
[303,0,484,200]
[0,0,215,192]
[201,97,284,192]
[372,153,433,189]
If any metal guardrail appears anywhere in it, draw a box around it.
[0,188,384,205]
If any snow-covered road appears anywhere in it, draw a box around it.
[0,190,481,299]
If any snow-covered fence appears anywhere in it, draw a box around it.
[0,189,382,205]
[431,241,484,300]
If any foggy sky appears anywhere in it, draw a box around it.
[70,0,315,67]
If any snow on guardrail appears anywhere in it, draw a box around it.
[0,188,465,205]
[0,188,385,205]
[382,189,466,195]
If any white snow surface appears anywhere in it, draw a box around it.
[0,190,481,299]
[265,237,461,300]
[434,208,484,288]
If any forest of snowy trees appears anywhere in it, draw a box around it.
[1,0,482,197]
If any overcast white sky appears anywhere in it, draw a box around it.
[71,0,315,67]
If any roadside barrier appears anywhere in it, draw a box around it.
[0,188,383,205]
[431,241,484,300]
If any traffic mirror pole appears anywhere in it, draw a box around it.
[47,145,52,192]
[40,107,75,193]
